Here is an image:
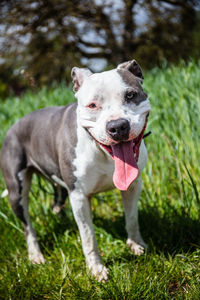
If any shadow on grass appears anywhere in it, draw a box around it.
[93,205,200,255]
[39,201,200,257]
[39,206,78,253]
[139,206,200,254]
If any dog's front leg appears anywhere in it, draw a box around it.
[121,176,147,255]
[69,190,108,282]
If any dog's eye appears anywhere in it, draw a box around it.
[125,90,138,102]
[88,103,97,109]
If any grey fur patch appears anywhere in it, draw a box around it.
[117,69,147,105]
[1,103,78,199]
[57,103,78,191]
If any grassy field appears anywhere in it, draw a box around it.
[0,61,200,299]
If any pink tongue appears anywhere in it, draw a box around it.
[111,141,139,191]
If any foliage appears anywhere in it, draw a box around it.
[0,0,200,94]
[0,60,200,299]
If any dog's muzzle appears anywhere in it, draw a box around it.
[106,118,130,141]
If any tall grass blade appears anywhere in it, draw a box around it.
[184,164,200,206]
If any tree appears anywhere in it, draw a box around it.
[0,0,199,93]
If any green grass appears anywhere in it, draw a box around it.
[0,61,200,299]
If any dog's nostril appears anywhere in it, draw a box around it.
[110,128,116,133]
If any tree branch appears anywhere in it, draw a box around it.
[159,0,196,8]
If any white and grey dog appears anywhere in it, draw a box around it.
[0,60,151,281]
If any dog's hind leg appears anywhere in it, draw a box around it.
[52,185,68,214]
[1,138,45,264]
[20,169,45,264]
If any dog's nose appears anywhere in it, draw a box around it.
[106,118,130,141]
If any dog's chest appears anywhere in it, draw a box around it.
[73,127,115,195]
[76,158,115,195]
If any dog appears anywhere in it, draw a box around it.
[0,60,151,282]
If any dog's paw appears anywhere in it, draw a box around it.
[89,264,109,282]
[29,252,46,264]
[127,238,147,256]
[52,204,63,214]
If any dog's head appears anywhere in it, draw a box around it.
[71,60,151,190]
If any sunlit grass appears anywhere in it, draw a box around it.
[0,61,200,299]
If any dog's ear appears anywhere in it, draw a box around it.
[117,60,144,80]
[71,67,92,92]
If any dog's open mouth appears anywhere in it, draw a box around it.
[97,119,148,191]
[99,130,144,161]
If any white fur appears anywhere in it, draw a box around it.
[70,113,116,280]
[69,67,150,281]
[69,189,108,281]
[121,176,147,256]
[73,115,115,195]
[76,69,150,145]
[69,111,148,281]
